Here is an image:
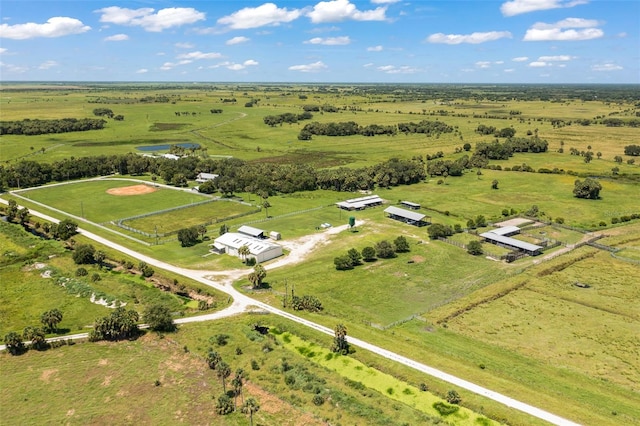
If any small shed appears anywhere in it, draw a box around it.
[384,206,429,227]
[238,225,266,239]
[196,172,219,183]
[401,201,421,210]
[270,231,281,240]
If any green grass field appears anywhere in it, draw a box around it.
[123,199,259,235]
[17,179,210,224]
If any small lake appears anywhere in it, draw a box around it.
[136,143,200,152]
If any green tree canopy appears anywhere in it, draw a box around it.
[573,178,602,199]
[143,304,176,332]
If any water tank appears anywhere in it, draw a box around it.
[349,216,356,227]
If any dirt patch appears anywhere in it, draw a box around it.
[494,218,536,227]
[102,376,112,386]
[410,255,425,263]
[107,185,157,196]
[244,381,322,425]
[40,369,58,382]
[98,359,109,366]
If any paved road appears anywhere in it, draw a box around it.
[0,199,581,426]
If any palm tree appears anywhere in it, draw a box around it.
[206,350,221,370]
[40,308,63,333]
[238,245,251,264]
[217,361,231,393]
[242,398,260,426]
[231,369,244,408]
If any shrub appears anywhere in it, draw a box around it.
[433,402,459,416]
[446,390,461,404]
[251,359,260,370]
[611,217,620,224]
[75,267,88,277]
[72,244,95,265]
[312,394,325,406]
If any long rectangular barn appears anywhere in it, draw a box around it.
[384,206,430,227]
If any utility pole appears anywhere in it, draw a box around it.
[283,279,288,308]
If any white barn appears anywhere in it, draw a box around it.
[211,232,283,263]
[196,172,219,183]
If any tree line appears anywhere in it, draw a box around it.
[297,118,454,140]
[0,118,107,135]
[0,154,427,195]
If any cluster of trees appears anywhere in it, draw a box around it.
[3,308,65,355]
[92,108,124,121]
[624,144,640,156]
[263,111,313,126]
[88,307,140,341]
[397,119,454,136]
[475,125,516,138]
[334,236,410,270]
[298,118,455,140]
[248,264,267,289]
[0,118,107,135]
[471,136,548,163]
[177,225,206,247]
[206,346,260,423]
[602,118,640,127]
[0,152,428,196]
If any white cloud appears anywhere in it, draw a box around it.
[175,42,194,49]
[226,36,250,45]
[217,3,302,29]
[96,6,205,32]
[307,0,387,23]
[512,56,529,62]
[500,0,588,17]
[529,61,550,67]
[288,60,328,72]
[104,33,129,41]
[136,68,148,73]
[305,36,351,45]
[38,60,58,70]
[475,61,492,69]
[226,59,259,71]
[367,45,383,51]
[524,18,603,41]
[592,63,623,71]
[0,17,91,39]
[376,64,420,74]
[538,55,575,61]
[0,48,7,54]
[504,68,515,73]
[160,60,193,71]
[427,31,512,44]
[177,51,222,60]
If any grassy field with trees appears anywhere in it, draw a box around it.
[1,83,638,425]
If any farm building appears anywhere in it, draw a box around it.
[238,225,266,239]
[401,201,421,210]
[479,229,543,256]
[336,195,384,211]
[488,225,521,237]
[384,206,430,227]
[211,232,283,263]
[195,172,219,183]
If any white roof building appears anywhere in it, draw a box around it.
[196,172,219,183]
[212,232,283,263]
[237,225,266,239]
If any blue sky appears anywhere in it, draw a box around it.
[0,0,638,83]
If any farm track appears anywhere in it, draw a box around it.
[0,197,582,426]
[187,111,247,150]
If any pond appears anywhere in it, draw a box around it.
[136,142,200,152]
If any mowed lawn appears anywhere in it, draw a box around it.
[123,199,258,234]
[17,179,210,223]
[247,218,512,327]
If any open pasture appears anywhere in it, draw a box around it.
[249,219,512,327]
[429,247,640,390]
[2,84,639,172]
[17,179,209,224]
[122,198,259,235]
